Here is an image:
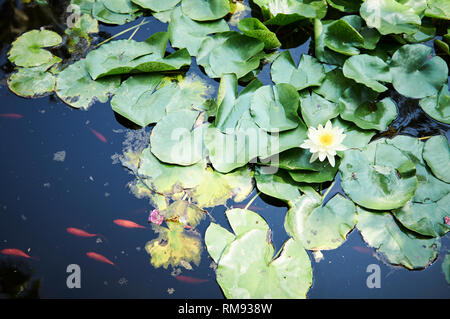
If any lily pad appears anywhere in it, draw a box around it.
[299,91,339,127]
[254,166,301,202]
[339,84,398,131]
[92,0,141,25]
[285,190,357,250]
[250,83,300,133]
[102,0,139,13]
[168,6,230,56]
[323,19,364,55]
[55,59,121,110]
[8,29,62,68]
[424,0,450,20]
[313,68,354,103]
[443,254,450,284]
[85,33,191,80]
[423,135,450,183]
[205,209,312,298]
[390,44,448,99]
[254,0,327,25]
[356,207,440,270]
[271,51,325,91]
[419,84,450,124]
[314,19,348,66]
[360,0,421,35]
[339,143,418,210]
[238,18,281,50]
[326,0,362,12]
[181,0,230,21]
[289,165,338,183]
[342,54,392,92]
[150,109,204,166]
[131,0,180,12]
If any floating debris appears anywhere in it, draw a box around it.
[149,209,164,225]
[313,250,324,263]
[53,151,66,162]
[167,288,175,295]
[43,183,50,188]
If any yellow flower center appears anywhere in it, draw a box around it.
[319,133,334,147]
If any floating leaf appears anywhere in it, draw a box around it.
[181,0,230,21]
[423,135,450,183]
[250,83,300,133]
[205,209,312,298]
[273,147,332,171]
[254,166,301,202]
[92,0,141,25]
[340,143,418,210]
[299,91,339,127]
[339,84,398,131]
[419,84,450,124]
[254,0,327,25]
[85,33,191,80]
[424,0,450,20]
[150,109,204,166]
[313,68,354,103]
[390,44,448,99]
[289,165,338,183]
[360,0,421,35]
[331,117,375,150]
[323,19,364,55]
[285,191,357,250]
[131,0,180,12]
[161,200,206,228]
[145,222,202,269]
[356,207,440,270]
[8,29,62,68]
[168,6,230,56]
[271,51,325,91]
[65,14,99,53]
[326,0,362,12]
[314,19,348,66]
[102,0,139,13]
[238,18,281,50]
[55,59,120,110]
[342,54,392,92]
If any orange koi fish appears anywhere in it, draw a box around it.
[86,252,115,266]
[175,275,209,284]
[66,227,107,241]
[1,248,35,259]
[113,219,146,229]
[0,113,23,119]
[90,128,107,143]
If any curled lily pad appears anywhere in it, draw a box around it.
[419,84,450,124]
[423,135,450,183]
[342,54,392,93]
[339,84,398,131]
[339,143,418,210]
[360,0,421,35]
[8,29,62,68]
[150,109,204,166]
[314,19,348,66]
[238,18,281,50]
[271,51,325,91]
[299,91,339,127]
[205,209,312,298]
[390,44,448,99]
[197,31,265,79]
[250,83,300,133]
[168,6,230,56]
[131,0,180,12]
[254,0,327,25]
[323,19,364,56]
[181,0,230,21]
[55,59,120,110]
[357,207,440,270]
[284,190,357,250]
[85,33,191,80]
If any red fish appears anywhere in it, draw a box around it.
[114,219,146,229]
[1,248,34,259]
[66,227,107,241]
[90,128,107,143]
[86,252,115,266]
[353,246,373,255]
[175,275,209,284]
[0,113,23,119]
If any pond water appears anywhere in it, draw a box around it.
[0,0,449,299]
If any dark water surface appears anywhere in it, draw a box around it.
[0,0,449,299]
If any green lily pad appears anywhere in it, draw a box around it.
[254,0,327,25]
[205,209,312,298]
[419,84,450,124]
[131,0,180,11]
[326,0,362,12]
[299,91,339,127]
[313,68,354,103]
[92,0,141,25]
[390,44,448,99]
[289,165,339,183]
[250,83,300,133]
[285,191,357,250]
[356,207,440,270]
[168,6,230,56]
[197,31,264,79]
[360,0,421,35]
[323,19,364,55]
[238,18,281,50]
[85,33,191,80]
[342,54,392,93]
[8,29,62,68]
[150,109,204,166]
[181,0,230,21]
[423,135,450,183]
[274,148,333,171]
[205,223,235,264]
[424,0,450,20]
[254,166,301,202]
[271,51,325,91]
[340,143,418,210]
[339,84,398,131]
[331,117,375,150]
[314,19,348,66]
[110,74,164,127]
[102,0,139,13]
[55,59,120,110]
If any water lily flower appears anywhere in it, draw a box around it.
[445,216,450,226]
[149,209,164,225]
[300,120,347,167]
